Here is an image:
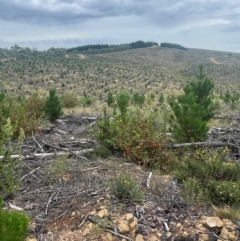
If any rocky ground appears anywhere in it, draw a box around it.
[2,114,240,241]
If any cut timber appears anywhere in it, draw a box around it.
[167,142,227,149]
[0,149,93,160]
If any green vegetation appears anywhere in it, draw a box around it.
[45,154,68,181]
[160,42,187,50]
[116,91,130,117]
[0,118,24,196]
[174,147,240,207]
[0,198,30,241]
[108,172,144,203]
[97,106,170,169]
[1,43,240,218]
[9,94,44,137]
[67,40,158,54]
[44,89,63,123]
[170,65,215,142]
[132,92,145,106]
[106,92,115,107]
[80,93,95,107]
[222,90,240,109]
[60,94,78,108]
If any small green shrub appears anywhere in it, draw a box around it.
[80,95,94,106]
[97,107,172,169]
[60,94,78,108]
[132,93,145,106]
[94,144,112,158]
[0,118,24,196]
[108,173,144,203]
[45,154,68,180]
[174,147,240,206]
[0,198,30,241]
[9,94,44,137]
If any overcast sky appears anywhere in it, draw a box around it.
[0,0,240,52]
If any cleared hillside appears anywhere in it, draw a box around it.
[0,46,240,99]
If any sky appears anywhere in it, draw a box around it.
[0,0,240,52]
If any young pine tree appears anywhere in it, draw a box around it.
[116,91,130,117]
[106,92,115,107]
[170,65,215,142]
[170,92,208,142]
[44,89,63,123]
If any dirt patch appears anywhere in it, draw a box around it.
[78,54,85,59]
[209,57,221,64]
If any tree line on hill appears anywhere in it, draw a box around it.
[160,42,187,50]
[0,41,188,60]
[66,41,159,54]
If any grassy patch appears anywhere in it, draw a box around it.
[45,154,68,181]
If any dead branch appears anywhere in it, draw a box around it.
[0,149,94,160]
[167,141,227,149]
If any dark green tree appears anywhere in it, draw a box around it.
[170,93,208,142]
[116,90,130,117]
[44,89,63,123]
[106,92,115,106]
[183,64,215,121]
[158,94,164,104]
[133,93,145,107]
[223,90,231,103]
[170,65,215,142]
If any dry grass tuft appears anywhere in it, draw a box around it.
[212,205,240,220]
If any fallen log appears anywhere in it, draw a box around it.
[0,149,94,160]
[167,141,228,149]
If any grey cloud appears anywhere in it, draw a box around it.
[0,0,240,52]
[0,0,239,29]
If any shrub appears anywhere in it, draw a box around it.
[45,154,68,181]
[44,89,63,123]
[97,107,172,169]
[80,95,94,107]
[174,147,240,206]
[60,94,78,108]
[0,198,30,241]
[132,93,145,106]
[108,173,144,203]
[0,118,24,196]
[9,94,44,137]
